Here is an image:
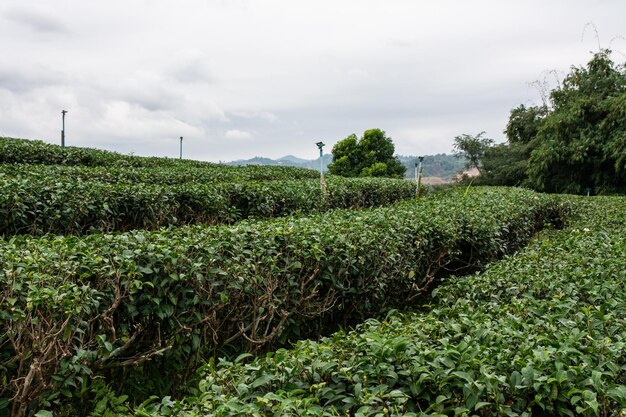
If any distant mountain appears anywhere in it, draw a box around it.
[225,153,466,179]
[226,154,332,171]
[278,155,310,165]
[398,154,467,179]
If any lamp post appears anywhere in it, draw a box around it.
[179,136,183,160]
[316,141,325,192]
[416,156,424,197]
[61,110,68,148]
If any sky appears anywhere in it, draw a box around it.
[0,1,624,162]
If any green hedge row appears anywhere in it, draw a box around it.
[0,175,416,235]
[133,196,626,417]
[0,137,215,167]
[0,162,318,185]
[0,137,310,173]
[0,188,569,415]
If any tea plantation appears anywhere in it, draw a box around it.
[1,138,624,416]
[136,196,624,417]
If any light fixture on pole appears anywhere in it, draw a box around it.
[180,136,183,160]
[416,156,424,197]
[61,110,68,148]
[316,141,326,192]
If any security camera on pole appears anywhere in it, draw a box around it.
[316,141,326,192]
[61,110,68,148]
[416,156,424,197]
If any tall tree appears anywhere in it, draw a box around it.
[480,104,547,186]
[526,49,626,194]
[479,49,626,194]
[328,129,406,178]
[452,132,494,174]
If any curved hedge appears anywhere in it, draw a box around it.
[0,138,315,176]
[132,196,626,417]
[0,175,416,235]
[0,162,319,184]
[0,187,569,415]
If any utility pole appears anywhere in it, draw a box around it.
[316,141,326,192]
[61,110,68,148]
[416,156,424,197]
[180,136,183,160]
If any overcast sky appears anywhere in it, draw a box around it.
[1,1,624,162]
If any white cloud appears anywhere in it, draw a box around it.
[0,0,624,161]
[224,129,253,140]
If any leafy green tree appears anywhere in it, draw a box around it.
[328,129,406,178]
[480,105,547,186]
[505,104,548,145]
[452,132,494,174]
[326,134,361,177]
[526,49,626,194]
[480,49,626,194]
[479,143,528,186]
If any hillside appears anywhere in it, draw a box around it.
[227,153,466,180]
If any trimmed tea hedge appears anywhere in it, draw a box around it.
[0,138,314,177]
[0,174,416,235]
[0,187,568,415]
[0,162,318,184]
[133,196,626,417]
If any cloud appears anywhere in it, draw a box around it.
[230,111,279,124]
[1,0,625,162]
[225,129,253,140]
[3,7,68,34]
[0,66,67,93]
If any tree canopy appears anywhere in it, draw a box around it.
[480,49,626,194]
[452,132,494,174]
[328,129,406,178]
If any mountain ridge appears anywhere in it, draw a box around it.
[225,153,466,179]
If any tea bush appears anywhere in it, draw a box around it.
[0,187,567,415]
[0,162,318,184]
[133,196,625,416]
[0,138,315,177]
[0,174,416,235]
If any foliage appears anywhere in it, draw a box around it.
[0,171,416,236]
[480,50,626,194]
[479,105,548,186]
[526,50,626,194]
[328,129,406,178]
[0,187,567,415]
[504,104,548,145]
[132,195,626,417]
[398,154,467,180]
[0,161,318,185]
[478,143,528,186]
[452,132,494,174]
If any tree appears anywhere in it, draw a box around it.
[480,49,626,194]
[526,49,626,194]
[504,104,548,145]
[452,132,494,174]
[479,104,547,186]
[328,129,406,178]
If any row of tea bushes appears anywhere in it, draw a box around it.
[0,188,569,415]
[0,137,308,172]
[133,196,625,417]
[0,175,415,235]
[0,137,218,168]
[0,162,319,185]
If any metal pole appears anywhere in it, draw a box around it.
[61,110,68,148]
[180,136,183,160]
[320,147,325,192]
[316,142,325,192]
[414,162,418,197]
[417,156,424,197]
